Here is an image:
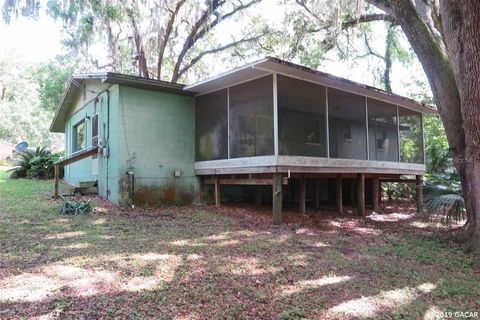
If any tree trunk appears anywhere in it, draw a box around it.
[367,0,480,267]
[383,25,394,92]
[439,0,480,267]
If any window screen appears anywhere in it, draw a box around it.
[367,98,399,162]
[328,88,367,159]
[278,75,327,157]
[195,89,228,161]
[229,76,273,158]
[399,107,424,163]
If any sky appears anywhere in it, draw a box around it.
[0,0,429,99]
[0,13,63,63]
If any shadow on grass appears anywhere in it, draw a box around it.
[0,179,478,319]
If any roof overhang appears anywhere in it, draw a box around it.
[184,56,437,114]
[49,73,193,133]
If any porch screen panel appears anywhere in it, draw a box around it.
[367,98,399,162]
[278,75,327,157]
[195,89,228,161]
[229,75,274,158]
[399,107,424,163]
[328,88,367,159]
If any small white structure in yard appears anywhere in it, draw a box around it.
[0,140,15,161]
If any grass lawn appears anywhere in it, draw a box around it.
[0,167,479,319]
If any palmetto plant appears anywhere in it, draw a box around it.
[422,184,466,226]
[8,147,57,179]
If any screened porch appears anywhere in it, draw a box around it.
[193,73,425,176]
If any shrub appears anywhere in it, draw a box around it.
[422,184,465,225]
[59,196,94,215]
[8,147,62,179]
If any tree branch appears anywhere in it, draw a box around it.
[177,34,264,79]
[414,0,445,52]
[157,0,187,80]
[342,13,395,29]
[171,0,260,82]
[363,31,385,60]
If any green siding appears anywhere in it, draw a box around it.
[62,83,198,205]
[62,85,121,203]
[115,86,198,204]
[64,99,96,186]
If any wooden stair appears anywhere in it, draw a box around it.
[64,180,98,196]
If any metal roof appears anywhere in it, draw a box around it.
[49,73,191,132]
[184,56,437,114]
[51,57,436,133]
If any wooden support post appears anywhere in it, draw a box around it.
[215,176,220,207]
[416,175,423,213]
[356,173,365,216]
[299,176,306,214]
[350,179,356,205]
[372,177,379,212]
[378,181,382,205]
[255,187,262,206]
[54,163,60,198]
[273,173,283,225]
[196,176,205,204]
[335,175,343,213]
[314,180,320,209]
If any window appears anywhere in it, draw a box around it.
[304,118,322,145]
[91,114,99,158]
[376,131,387,151]
[343,125,352,142]
[73,120,86,152]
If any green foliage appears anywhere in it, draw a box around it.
[422,183,465,225]
[424,172,461,190]
[59,195,94,215]
[8,147,62,179]
[33,56,76,111]
[387,25,412,66]
[382,182,414,201]
[399,114,423,164]
[424,114,451,173]
[0,51,64,149]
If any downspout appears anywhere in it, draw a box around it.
[106,89,110,199]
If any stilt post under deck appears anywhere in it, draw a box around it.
[416,175,423,213]
[273,173,283,225]
[349,179,356,205]
[335,175,343,213]
[215,176,221,207]
[372,177,379,212]
[378,180,382,205]
[356,173,365,216]
[255,187,262,206]
[54,163,60,198]
[299,176,306,214]
[314,180,320,209]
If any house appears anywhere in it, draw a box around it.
[0,140,15,161]
[50,57,435,222]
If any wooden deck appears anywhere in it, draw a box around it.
[196,155,424,225]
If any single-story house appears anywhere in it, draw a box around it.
[50,57,435,223]
[0,140,15,161]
